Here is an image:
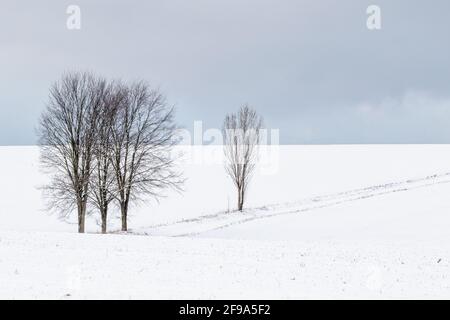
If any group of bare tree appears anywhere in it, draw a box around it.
[38,72,182,233]
[38,71,264,234]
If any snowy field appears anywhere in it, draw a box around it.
[1,145,450,299]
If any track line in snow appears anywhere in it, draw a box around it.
[132,172,450,237]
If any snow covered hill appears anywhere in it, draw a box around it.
[2,230,449,299]
[136,171,450,238]
[1,145,450,299]
[3,145,450,233]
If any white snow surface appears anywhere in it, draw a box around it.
[1,145,450,299]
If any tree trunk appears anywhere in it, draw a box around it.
[101,207,107,234]
[78,204,85,233]
[239,187,245,211]
[77,194,88,233]
[121,202,128,232]
[100,190,108,234]
[237,188,243,211]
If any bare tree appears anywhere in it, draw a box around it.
[222,105,263,212]
[89,82,124,234]
[38,72,105,233]
[110,82,183,232]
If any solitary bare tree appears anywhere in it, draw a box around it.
[38,72,106,233]
[88,82,124,234]
[222,105,263,212]
[110,82,183,232]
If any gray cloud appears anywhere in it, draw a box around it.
[1,0,450,144]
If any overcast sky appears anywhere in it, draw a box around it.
[1,0,450,144]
